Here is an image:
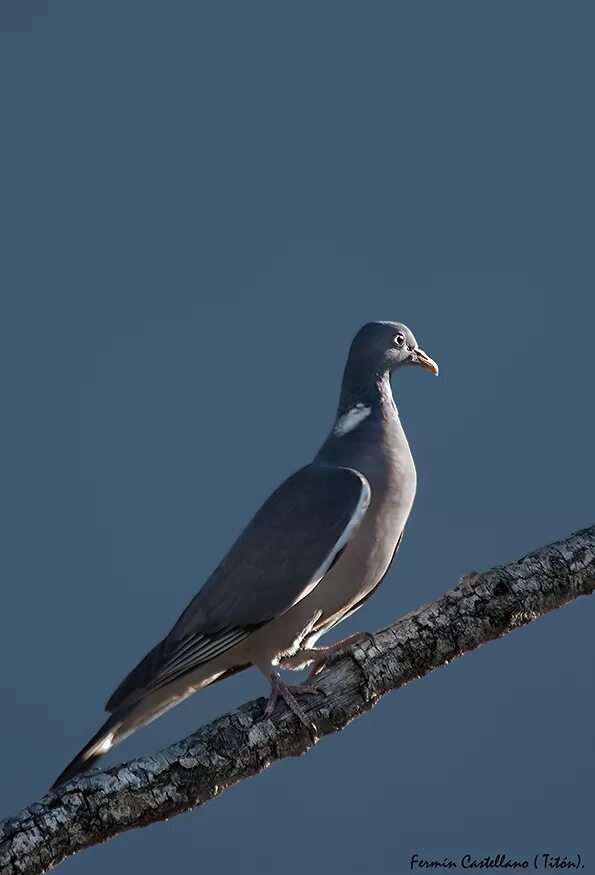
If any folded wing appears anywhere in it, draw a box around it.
[106,463,370,711]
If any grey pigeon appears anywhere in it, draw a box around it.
[52,321,438,789]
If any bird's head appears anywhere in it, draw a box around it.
[348,321,439,378]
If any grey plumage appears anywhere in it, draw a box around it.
[106,465,370,712]
[52,320,437,789]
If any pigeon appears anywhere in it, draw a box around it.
[51,320,438,789]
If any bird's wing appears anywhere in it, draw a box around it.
[106,464,370,711]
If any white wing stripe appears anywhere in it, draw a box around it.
[287,471,371,611]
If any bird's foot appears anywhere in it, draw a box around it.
[280,631,374,680]
[262,672,324,736]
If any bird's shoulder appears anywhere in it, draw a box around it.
[170,462,371,635]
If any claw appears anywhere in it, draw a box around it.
[288,631,374,680]
[279,632,374,681]
[262,673,323,737]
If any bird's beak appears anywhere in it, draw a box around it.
[413,347,439,376]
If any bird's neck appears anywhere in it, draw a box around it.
[337,368,394,418]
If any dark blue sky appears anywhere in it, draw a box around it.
[1,3,594,873]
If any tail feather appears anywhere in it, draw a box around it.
[50,713,124,790]
[51,664,251,791]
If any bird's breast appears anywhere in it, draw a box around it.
[310,416,417,619]
[255,410,418,662]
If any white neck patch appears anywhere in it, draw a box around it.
[334,403,372,437]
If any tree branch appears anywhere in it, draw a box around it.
[2,525,594,875]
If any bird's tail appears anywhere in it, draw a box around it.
[51,664,252,791]
[50,711,129,790]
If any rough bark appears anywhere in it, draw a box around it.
[1,524,594,875]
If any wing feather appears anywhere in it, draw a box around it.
[106,464,370,712]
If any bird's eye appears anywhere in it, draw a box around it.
[394,333,405,347]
